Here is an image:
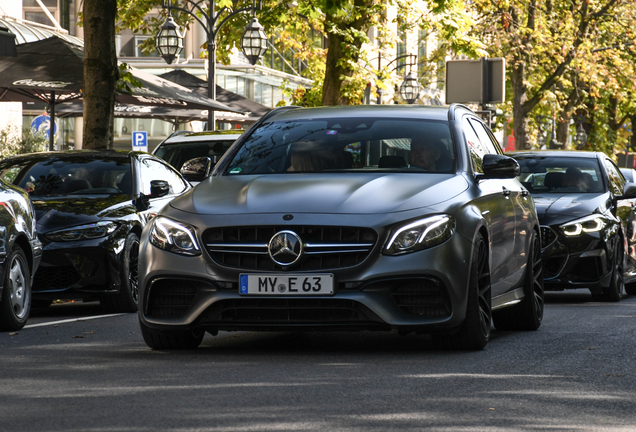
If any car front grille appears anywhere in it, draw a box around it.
[33,266,80,290]
[203,225,377,271]
[146,280,198,318]
[199,298,382,324]
[390,278,452,317]
[541,226,557,249]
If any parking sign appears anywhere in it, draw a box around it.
[132,131,148,152]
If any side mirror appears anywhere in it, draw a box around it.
[481,154,520,179]
[619,182,636,199]
[150,180,170,197]
[180,157,214,183]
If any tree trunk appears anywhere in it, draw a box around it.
[511,61,530,150]
[82,0,117,150]
[630,115,636,152]
[322,31,347,106]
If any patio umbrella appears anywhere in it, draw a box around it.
[0,36,242,150]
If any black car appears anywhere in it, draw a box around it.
[0,179,42,331]
[510,151,636,301]
[137,104,545,351]
[0,150,191,313]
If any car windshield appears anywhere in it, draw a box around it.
[155,139,236,171]
[0,157,132,197]
[223,118,454,175]
[514,156,604,193]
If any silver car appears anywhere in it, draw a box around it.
[137,104,544,350]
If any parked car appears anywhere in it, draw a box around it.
[509,150,636,301]
[153,130,243,183]
[0,150,191,313]
[0,179,42,331]
[137,104,545,350]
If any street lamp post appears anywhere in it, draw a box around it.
[369,53,421,104]
[157,0,268,130]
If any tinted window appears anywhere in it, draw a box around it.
[224,118,455,175]
[470,119,502,155]
[604,159,624,196]
[139,158,187,196]
[155,139,236,171]
[514,156,604,194]
[462,117,485,173]
[0,157,131,196]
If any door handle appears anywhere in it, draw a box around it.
[502,187,511,197]
[521,189,529,197]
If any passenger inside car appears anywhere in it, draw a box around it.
[409,138,452,172]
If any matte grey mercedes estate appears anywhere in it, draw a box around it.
[137,104,544,350]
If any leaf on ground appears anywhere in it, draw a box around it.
[9,332,18,336]
[72,335,85,338]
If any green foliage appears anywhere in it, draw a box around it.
[0,125,48,159]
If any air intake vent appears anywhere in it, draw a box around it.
[390,278,451,317]
[146,280,198,318]
[34,266,80,290]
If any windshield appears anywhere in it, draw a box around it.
[0,157,132,197]
[223,118,454,175]
[514,156,604,194]
[155,139,236,171]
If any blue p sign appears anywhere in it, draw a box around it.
[132,131,148,152]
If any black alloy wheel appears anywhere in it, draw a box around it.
[493,230,544,331]
[594,242,624,302]
[437,233,491,350]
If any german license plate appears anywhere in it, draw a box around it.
[239,274,334,295]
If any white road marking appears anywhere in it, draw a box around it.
[24,313,127,329]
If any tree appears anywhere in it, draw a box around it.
[471,0,630,150]
[83,0,118,150]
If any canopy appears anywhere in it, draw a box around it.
[159,69,271,123]
[0,36,242,149]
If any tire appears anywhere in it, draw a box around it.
[100,232,140,313]
[0,245,32,331]
[593,243,623,302]
[139,319,204,350]
[493,230,544,331]
[437,234,491,350]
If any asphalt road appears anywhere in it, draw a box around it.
[1,290,635,432]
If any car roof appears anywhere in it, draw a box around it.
[162,130,244,144]
[507,150,602,159]
[266,105,454,122]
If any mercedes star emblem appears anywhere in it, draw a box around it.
[268,230,303,266]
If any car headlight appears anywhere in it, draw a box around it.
[45,221,118,242]
[384,215,455,256]
[560,215,606,236]
[150,216,200,256]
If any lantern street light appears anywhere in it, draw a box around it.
[573,114,588,150]
[399,71,421,104]
[158,0,268,130]
[368,53,420,104]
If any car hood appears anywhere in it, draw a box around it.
[532,193,608,225]
[170,173,468,215]
[31,195,133,233]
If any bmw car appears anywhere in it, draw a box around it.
[0,178,42,331]
[510,151,636,301]
[138,104,544,350]
[0,150,191,313]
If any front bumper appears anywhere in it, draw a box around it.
[138,217,476,334]
[31,234,127,300]
[540,225,615,290]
